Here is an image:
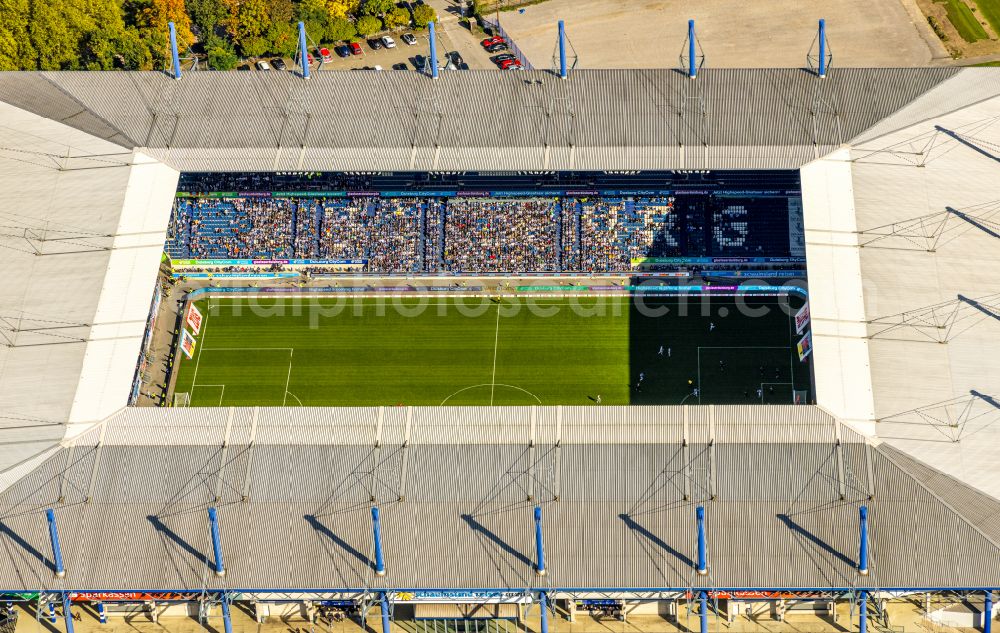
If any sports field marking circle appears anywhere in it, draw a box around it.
[439,384,542,406]
[718,306,729,317]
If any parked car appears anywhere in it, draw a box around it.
[335,44,351,58]
[381,35,396,48]
[296,52,315,67]
[350,42,363,55]
[255,60,270,70]
[499,58,522,70]
[317,47,333,63]
[491,53,515,64]
[369,38,383,50]
[271,58,287,70]
[373,65,383,71]
[481,36,505,48]
[392,63,408,70]
[485,42,509,53]
[401,33,417,46]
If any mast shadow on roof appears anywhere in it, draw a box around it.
[777,513,854,569]
[461,514,533,570]
[305,514,375,573]
[147,515,211,570]
[619,513,693,569]
[0,519,52,573]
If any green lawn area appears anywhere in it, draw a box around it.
[939,0,990,42]
[972,0,1000,39]
[972,60,1000,65]
[172,296,811,407]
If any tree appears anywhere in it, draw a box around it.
[187,0,229,36]
[0,0,36,69]
[411,3,435,28]
[324,0,359,21]
[295,0,329,42]
[325,16,356,41]
[207,40,238,69]
[228,0,271,52]
[383,6,409,29]
[362,0,395,16]
[123,0,195,68]
[266,21,298,57]
[355,15,381,37]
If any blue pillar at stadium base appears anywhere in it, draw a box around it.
[859,592,867,633]
[96,602,107,624]
[168,22,181,80]
[858,506,869,576]
[298,22,310,79]
[208,507,226,577]
[380,592,391,633]
[817,19,827,78]
[557,20,567,79]
[534,506,547,576]
[688,20,697,79]
[220,594,233,633]
[372,506,386,576]
[539,592,549,633]
[45,508,66,578]
[696,505,707,575]
[62,594,74,633]
[986,591,993,633]
[48,602,57,624]
[428,22,439,78]
[699,591,708,633]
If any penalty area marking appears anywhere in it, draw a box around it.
[696,345,790,405]
[192,384,225,406]
[440,384,542,406]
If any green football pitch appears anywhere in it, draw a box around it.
[172,295,812,407]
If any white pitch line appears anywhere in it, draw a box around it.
[489,303,501,406]
[189,313,209,394]
[282,348,294,406]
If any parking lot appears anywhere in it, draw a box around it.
[252,16,498,74]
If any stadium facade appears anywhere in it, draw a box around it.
[1,68,1000,630]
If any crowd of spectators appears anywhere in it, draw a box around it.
[166,194,790,274]
[441,198,559,273]
[319,199,424,273]
[576,198,679,272]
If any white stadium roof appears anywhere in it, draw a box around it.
[0,68,999,589]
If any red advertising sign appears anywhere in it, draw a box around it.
[186,303,203,335]
[180,329,196,359]
[794,302,810,334]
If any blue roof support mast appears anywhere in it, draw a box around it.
[62,593,75,633]
[372,506,386,576]
[859,591,868,633]
[45,509,65,578]
[699,591,708,633]
[558,21,567,79]
[380,592,391,633]
[534,506,546,576]
[220,593,233,633]
[298,22,310,79]
[208,507,226,577]
[858,506,869,576]
[688,20,697,78]
[168,22,181,79]
[429,22,439,79]
[986,591,993,633]
[696,506,707,575]
[808,19,833,79]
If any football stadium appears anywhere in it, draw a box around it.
[2,22,1000,633]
